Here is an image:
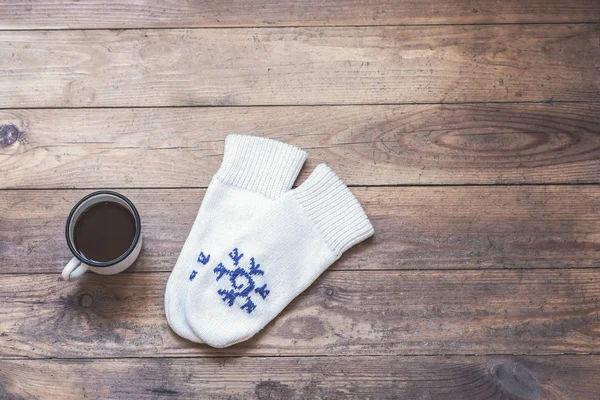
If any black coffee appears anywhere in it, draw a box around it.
[73,202,136,262]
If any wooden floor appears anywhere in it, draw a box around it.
[1,1,599,399]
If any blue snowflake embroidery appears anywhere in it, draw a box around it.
[190,251,211,281]
[189,270,198,281]
[228,248,243,266]
[198,252,211,265]
[211,248,270,314]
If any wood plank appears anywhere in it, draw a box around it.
[1,0,599,29]
[2,186,599,274]
[1,104,599,188]
[1,356,598,399]
[0,25,597,108]
[1,270,599,357]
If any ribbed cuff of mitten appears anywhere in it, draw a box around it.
[216,134,307,199]
[292,164,374,256]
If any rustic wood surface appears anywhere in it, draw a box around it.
[1,356,599,400]
[0,25,598,108]
[1,269,600,358]
[1,104,600,188]
[1,1,599,399]
[2,187,600,274]
[1,0,599,29]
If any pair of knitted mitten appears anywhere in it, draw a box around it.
[165,135,374,347]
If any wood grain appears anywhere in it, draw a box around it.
[1,356,598,399]
[1,270,599,358]
[2,186,600,274]
[0,1,597,396]
[1,0,599,29]
[1,104,599,188]
[0,25,597,108]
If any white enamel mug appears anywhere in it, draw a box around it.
[62,191,142,281]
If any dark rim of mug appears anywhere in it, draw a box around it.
[65,190,141,268]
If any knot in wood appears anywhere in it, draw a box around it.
[0,124,21,146]
[79,294,94,308]
[492,362,541,400]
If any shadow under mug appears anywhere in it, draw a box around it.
[62,191,142,281]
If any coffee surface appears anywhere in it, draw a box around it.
[73,202,136,262]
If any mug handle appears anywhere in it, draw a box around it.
[62,257,89,281]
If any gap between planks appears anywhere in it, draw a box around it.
[0,21,599,33]
[4,266,600,276]
[1,183,600,191]
[0,100,596,111]
[2,353,600,361]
